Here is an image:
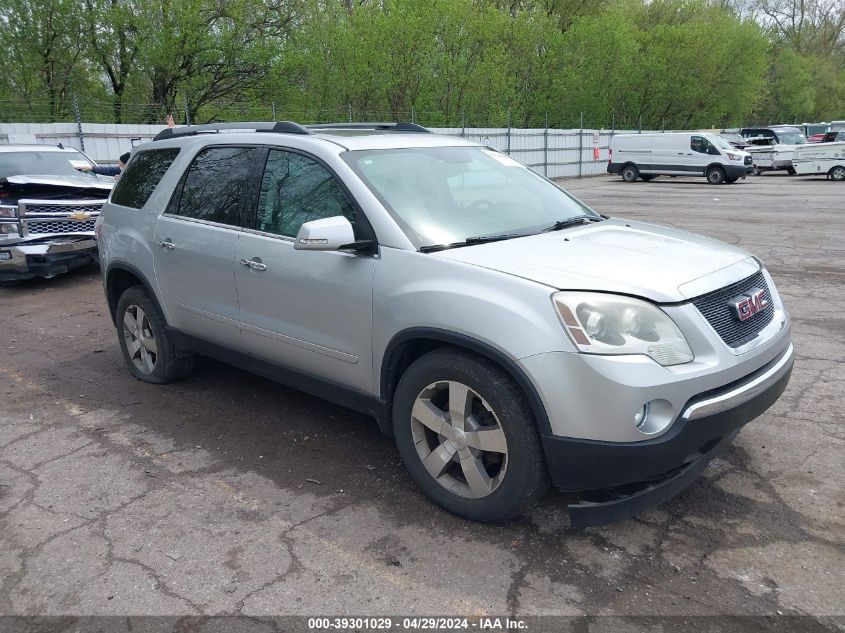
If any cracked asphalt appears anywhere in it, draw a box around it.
[0,173,843,624]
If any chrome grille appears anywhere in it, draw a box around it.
[24,203,103,215]
[692,271,775,348]
[26,218,96,234]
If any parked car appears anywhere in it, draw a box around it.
[820,131,845,143]
[97,122,793,527]
[0,144,113,283]
[740,126,807,175]
[607,132,753,184]
[792,141,845,180]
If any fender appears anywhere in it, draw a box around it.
[103,260,163,325]
[380,327,552,436]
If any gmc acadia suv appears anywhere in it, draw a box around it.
[96,122,794,527]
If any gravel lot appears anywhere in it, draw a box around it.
[1,173,843,626]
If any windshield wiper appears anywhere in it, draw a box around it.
[542,215,603,232]
[419,233,521,253]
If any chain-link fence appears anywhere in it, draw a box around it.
[0,119,673,179]
[0,94,825,178]
[0,94,778,131]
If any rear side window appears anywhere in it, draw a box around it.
[111,148,180,209]
[175,146,258,225]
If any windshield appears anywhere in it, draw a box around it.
[343,146,598,249]
[0,150,96,180]
[776,131,806,145]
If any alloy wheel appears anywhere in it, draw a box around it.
[410,381,508,499]
[122,305,158,375]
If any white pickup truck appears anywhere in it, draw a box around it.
[0,144,114,284]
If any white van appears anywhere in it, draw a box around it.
[608,132,753,184]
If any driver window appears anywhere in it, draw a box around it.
[691,136,719,155]
[256,149,358,238]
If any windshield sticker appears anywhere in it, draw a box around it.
[481,149,522,167]
[68,160,91,169]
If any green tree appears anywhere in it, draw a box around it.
[0,0,92,120]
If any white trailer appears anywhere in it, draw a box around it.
[792,142,845,181]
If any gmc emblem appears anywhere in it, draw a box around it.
[729,288,769,322]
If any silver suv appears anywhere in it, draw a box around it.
[97,122,794,527]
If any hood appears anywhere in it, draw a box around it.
[1,174,114,191]
[432,219,758,303]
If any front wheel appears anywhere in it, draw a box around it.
[707,166,726,184]
[621,164,639,182]
[116,286,194,384]
[392,349,549,522]
[829,166,845,181]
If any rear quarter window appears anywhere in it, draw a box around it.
[111,148,181,209]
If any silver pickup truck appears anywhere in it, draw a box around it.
[0,144,114,283]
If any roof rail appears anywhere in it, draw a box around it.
[306,122,431,134]
[152,121,311,141]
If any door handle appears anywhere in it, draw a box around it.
[157,239,175,250]
[239,258,267,272]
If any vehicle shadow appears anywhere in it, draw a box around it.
[0,262,100,293]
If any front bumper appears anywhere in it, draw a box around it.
[0,237,98,281]
[725,163,751,179]
[543,342,793,527]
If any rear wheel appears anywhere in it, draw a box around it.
[706,165,726,184]
[829,166,845,181]
[392,349,549,522]
[116,286,194,384]
[621,164,639,182]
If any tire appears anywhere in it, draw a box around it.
[621,164,639,182]
[829,166,845,182]
[753,166,762,176]
[392,348,549,522]
[787,167,796,176]
[706,165,726,184]
[115,285,194,384]
[640,175,656,181]
[725,177,738,184]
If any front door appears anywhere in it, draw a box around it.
[234,148,377,392]
[154,146,260,349]
[688,135,719,175]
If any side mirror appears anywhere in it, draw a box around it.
[294,215,356,251]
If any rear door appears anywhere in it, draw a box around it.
[234,147,378,392]
[648,135,688,175]
[154,146,260,349]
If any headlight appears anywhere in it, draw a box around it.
[0,222,19,235]
[552,292,694,366]
[0,205,17,218]
[726,152,741,161]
